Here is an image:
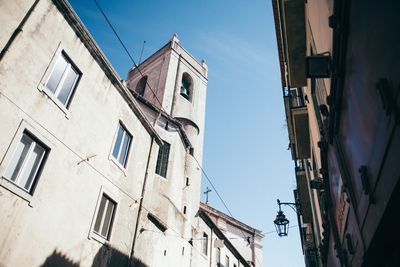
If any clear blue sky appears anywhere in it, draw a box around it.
[68,1,305,266]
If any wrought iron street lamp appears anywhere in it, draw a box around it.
[273,199,299,237]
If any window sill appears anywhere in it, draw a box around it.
[180,93,192,102]
[155,173,168,180]
[37,84,71,120]
[89,231,110,245]
[0,177,34,206]
[109,156,128,176]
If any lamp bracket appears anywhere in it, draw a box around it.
[277,199,300,214]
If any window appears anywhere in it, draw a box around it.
[136,76,147,96]
[216,248,221,267]
[4,132,48,193]
[225,255,230,267]
[44,51,81,107]
[202,232,208,255]
[112,124,132,167]
[93,194,116,239]
[180,73,193,101]
[155,141,170,178]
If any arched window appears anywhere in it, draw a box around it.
[136,76,147,96]
[180,73,193,101]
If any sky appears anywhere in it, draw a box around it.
[68,1,305,266]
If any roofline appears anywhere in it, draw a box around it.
[132,92,193,149]
[198,210,252,267]
[52,0,162,144]
[200,203,264,237]
[272,0,287,87]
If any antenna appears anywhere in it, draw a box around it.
[138,40,146,65]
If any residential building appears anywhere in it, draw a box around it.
[0,0,161,266]
[272,0,400,266]
[198,203,264,267]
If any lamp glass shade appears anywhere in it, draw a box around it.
[274,211,290,237]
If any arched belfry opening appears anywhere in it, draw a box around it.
[136,75,147,96]
[180,73,193,101]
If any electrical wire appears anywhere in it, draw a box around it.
[94,0,167,113]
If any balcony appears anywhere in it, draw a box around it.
[284,90,311,160]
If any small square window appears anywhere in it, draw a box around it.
[44,51,81,107]
[3,132,48,193]
[93,194,116,240]
[112,124,132,167]
[155,141,170,178]
[202,232,208,255]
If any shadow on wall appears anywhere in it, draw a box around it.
[40,250,79,267]
[40,245,148,267]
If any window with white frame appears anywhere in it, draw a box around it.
[44,51,81,107]
[202,232,208,255]
[155,141,170,178]
[112,124,132,167]
[3,132,48,193]
[225,255,230,267]
[93,194,116,239]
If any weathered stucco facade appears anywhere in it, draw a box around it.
[0,0,161,266]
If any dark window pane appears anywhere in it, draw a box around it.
[202,232,208,255]
[136,76,147,96]
[155,142,170,178]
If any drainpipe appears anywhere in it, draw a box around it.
[209,229,213,267]
[251,230,256,266]
[0,0,40,62]
[129,137,155,266]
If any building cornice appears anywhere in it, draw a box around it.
[200,203,264,238]
[272,0,287,87]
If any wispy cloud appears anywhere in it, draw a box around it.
[192,31,279,81]
[194,31,272,66]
